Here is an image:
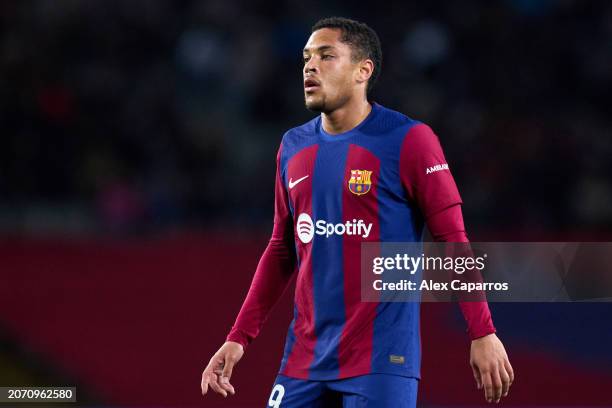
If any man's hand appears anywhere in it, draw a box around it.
[470,333,514,403]
[201,341,244,398]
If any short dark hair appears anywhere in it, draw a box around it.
[312,17,382,95]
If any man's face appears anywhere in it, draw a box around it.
[303,28,358,113]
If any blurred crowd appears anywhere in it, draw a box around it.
[0,0,611,236]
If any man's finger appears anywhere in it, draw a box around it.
[471,364,482,389]
[491,366,503,403]
[500,364,511,398]
[219,355,236,395]
[201,361,219,396]
[219,376,235,395]
[505,358,515,386]
[217,373,235,395]
[201,371,210,395]
[208,372,227,398]
[481,370,493,403]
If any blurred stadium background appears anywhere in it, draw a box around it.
[1,0,611,407]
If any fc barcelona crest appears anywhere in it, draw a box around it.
[348,169,372,196]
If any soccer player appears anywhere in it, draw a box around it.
[201,17,513,407]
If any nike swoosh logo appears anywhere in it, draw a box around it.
[288,175,309,189]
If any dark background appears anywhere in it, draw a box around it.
[1,0,611,407]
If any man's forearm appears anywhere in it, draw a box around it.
[427,204,496,339]
[226,228,296,349]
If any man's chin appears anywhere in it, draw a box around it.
[305,97,325,112]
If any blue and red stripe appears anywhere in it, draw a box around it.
[281,144,318,378]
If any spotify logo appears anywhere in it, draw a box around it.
[297,213,315,244]
[296,213,373,244]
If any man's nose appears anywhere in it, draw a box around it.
[304,59,318,74]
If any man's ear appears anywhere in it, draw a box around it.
[355,59,374,85]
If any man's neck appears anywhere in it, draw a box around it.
[321,97,372,135]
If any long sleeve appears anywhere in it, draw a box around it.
[427,205,496,339]
[226,146,297,349]
[400,123,496,340]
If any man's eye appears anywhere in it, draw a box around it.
[321,55,334,60]
[303,57,310,63]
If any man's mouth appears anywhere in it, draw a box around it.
[304,78,320,92]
